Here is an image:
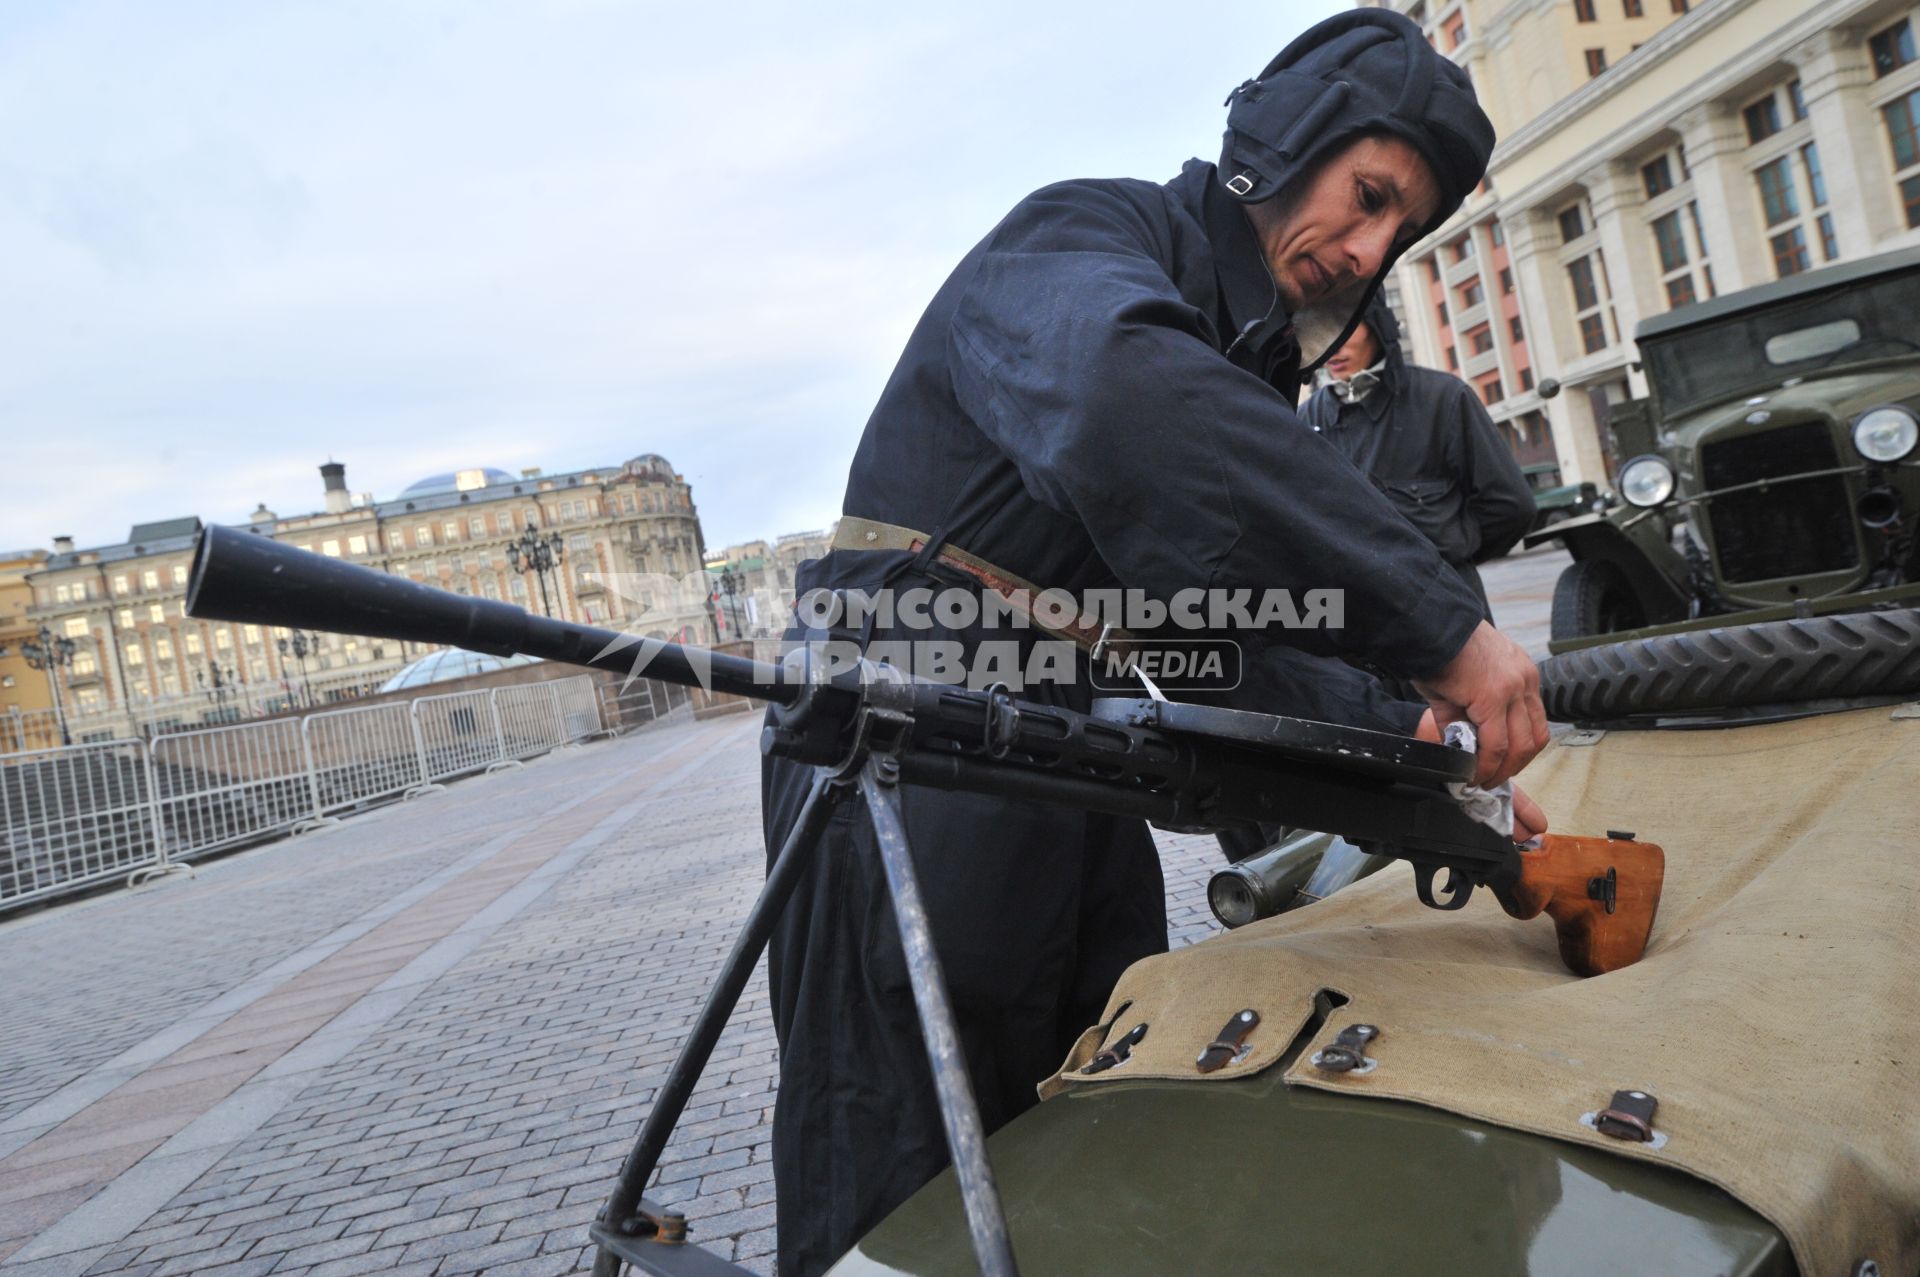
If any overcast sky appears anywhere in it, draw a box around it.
[0,0,1343,556]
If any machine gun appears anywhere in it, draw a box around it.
[185,523,1662,1277]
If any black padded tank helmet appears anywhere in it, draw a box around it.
[1219,9,1495,240]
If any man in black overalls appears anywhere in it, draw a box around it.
[761,13,1549,1274]
[1305,296,1537,616]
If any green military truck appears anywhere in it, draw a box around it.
[1539,246,1920,652]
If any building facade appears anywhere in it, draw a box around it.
[709,527,837,640]
[21,455,710,743]
[1379,0,1908,486]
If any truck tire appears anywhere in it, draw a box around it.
[1539,608,1920,721]
[1549,559,1646,642]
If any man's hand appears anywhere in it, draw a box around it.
[1413,711,1549,839]
[1413,621,1549,787]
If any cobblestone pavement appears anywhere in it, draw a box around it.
[0,550,1564,1277]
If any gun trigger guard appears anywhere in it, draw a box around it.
[1413,864,1475,911]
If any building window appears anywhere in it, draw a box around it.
[117,608,134,628]
[1799,144,1837,262]
[1642,155,1674,198]
[1510,316,1526,343]
[1574,0,1596,20]
[1567,256,1599,309]
[1623,0,1642,14]
[1466,325,1495,355]
[112,574,128,595]
[1457,279,1485,308]
[215,627,231,650]
[1557,203,1587,243]
[1585,48,1607,77]
[1520,367,1535,391]
[155,636,173,661]
[126,643,144,667]
[1651,209,1695,307]
[148,604,165,624]
[1567,255,1610,353]
[1450,236,1475,262]
[415,526,432,547]
[1785,80,1806,122]
[348,534,368,555]
[1671,0,1687,10]
[1425,257,1442,284]
[142,568,160,590]
[71,651,97,677]
[55,583,71,603]
[63,617,88,638]
[1883,87,1920,227]
[1744,95,1782,144]
[1754,145,1832,277]
[470,516,486,537]
[1499,267,1514,294]
[186,632,202,655]
[443,520,459,541]
[1872,19,1915,78]
[1755,154,1807,276]
[1480,377,1505,405]
[1489,221,1505,246]
[172,564,187,585]
[1435,303,1449,332]
[1445,13,1467,48]
[1446,346,1460,371]
[322,539,340,557]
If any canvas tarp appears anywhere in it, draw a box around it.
[1045,706,1920,1277]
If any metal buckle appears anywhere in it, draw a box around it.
[1225,173,1256,196]
[1310,1023,1379,1074]
[1090,621,1114,662]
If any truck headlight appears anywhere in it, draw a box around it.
[1853,407,1919,463]
[1618,455,1676,508]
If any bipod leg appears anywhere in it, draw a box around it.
[591,768,846,1267]
[859,758,1020,1277]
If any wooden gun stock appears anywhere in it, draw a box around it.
[1492,833,1665,977]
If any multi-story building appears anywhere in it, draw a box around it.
[21,454,710,742]
[709,526,836,640]
[1,549,55,748]
[1377,0,1902,487]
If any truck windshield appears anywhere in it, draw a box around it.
[1642,268,1920,416]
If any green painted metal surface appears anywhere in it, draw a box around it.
[829,1065,1792,1277]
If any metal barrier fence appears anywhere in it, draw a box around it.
[413,689,499,784]
[304,703,428,821]
[0,674,625,916]
[1,741,159,906]
[598,679,694,734]
[150,719,312,864]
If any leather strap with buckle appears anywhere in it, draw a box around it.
[832,516,1136,657]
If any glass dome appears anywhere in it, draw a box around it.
[378,648,540,693]
[399,468,518,498]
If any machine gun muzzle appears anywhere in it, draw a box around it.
[186,522,800,705]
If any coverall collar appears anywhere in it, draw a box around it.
[1175,160,1300,388]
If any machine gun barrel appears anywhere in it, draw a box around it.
[187,522,802,705]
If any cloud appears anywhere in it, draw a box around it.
[0,0,1343,554]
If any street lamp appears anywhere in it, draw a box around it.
[716,569,746,640]
[196,661,237,716]
[506,520,566,618]
[11,625,77,747]
[276,630,317,708]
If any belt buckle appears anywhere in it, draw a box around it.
[1090,622,1114,661]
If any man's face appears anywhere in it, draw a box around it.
[1324,322,1381,378]
[1252,135,1442,314]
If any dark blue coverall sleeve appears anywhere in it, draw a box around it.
[1454,387,1537,564]
[945,181,1485,680]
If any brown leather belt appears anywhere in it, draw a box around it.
[831,516,1133,656]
